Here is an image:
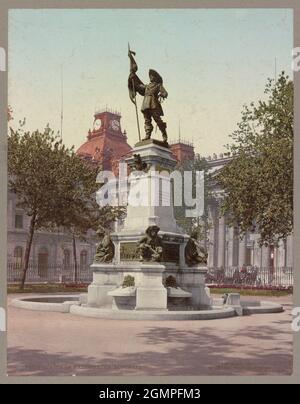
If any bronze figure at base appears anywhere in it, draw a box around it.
[137,225,163,262]
[185,231,208,266]
[94,227,115,263]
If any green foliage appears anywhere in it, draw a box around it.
[8,124,105,232]
[217,72,293,245]
[122,275,135,288]
[7,284,88,294]
[164,275,178,288]
[209,288,292,297]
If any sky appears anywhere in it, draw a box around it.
[8,8,293,156]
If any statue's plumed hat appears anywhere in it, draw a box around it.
[149,69,163,84]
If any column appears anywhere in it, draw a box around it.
[238,235,246,267]
[217,215,226,268]
[207,204,215,268]
[261,245,270,268]
[8,197,13,230]
[227,226,235,268]
[252,234,261,268]
[286,235,293,268]
[276,240,285,268]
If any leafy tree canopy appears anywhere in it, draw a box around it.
[217,72,293,245]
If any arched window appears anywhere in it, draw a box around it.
[14,246,23,267]
[80,250,88,270]
[63,249,71,270]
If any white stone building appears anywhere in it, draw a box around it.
[206,153,293,284]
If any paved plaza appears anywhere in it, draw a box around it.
[7,294,293,377]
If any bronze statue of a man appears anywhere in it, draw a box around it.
[128,49,168,143]
[137,225,163,262]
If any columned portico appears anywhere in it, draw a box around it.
[205,154,293,284]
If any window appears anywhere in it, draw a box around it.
[14,246,23,267]
[63,249,71,270]
[38,247,48,277]
[15,213,23,229]
[245,247,252,266]
[80,250,88,270]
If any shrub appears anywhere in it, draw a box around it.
[122,275,135,288]
[165,275,178,288]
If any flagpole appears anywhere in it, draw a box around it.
[133,85,141,141]
[128,43,141,141]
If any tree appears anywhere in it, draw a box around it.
[8,125,100,288]
[217,72,293,245]
[64,203,124,283]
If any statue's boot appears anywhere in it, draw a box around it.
[161,126,168,144]
[142,133,151,141]
[143,122,153,141]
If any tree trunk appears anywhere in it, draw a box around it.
[72,234,78,283]
[20,213,36,290]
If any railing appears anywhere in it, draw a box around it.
[205,267,293,288]
[8,263,293,289]
[7,262,93,284]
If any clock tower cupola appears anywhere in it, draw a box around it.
[77,107,132,174]
[90,108,124,139]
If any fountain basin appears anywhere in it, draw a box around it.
[11,294,284,320]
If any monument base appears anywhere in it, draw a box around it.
[135,263,167,310]
[86,262,211,311]
[86,140,212,313]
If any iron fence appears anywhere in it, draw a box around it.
[7,262,293,288]
[7,262,93,284]
[205,266,293,288]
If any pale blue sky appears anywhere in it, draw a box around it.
[8,8,293,155]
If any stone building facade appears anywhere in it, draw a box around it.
[7,191,97,281]
[206,154,293,273]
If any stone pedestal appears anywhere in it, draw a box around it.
[87,140,212,312]
[166,265,212,308]
[135,264,167,310]
[87,264,122,308]
[120,140,180,234]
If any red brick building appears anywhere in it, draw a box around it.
[76,109,195,170]
[77,109,132,175]
[170,138,194,162]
